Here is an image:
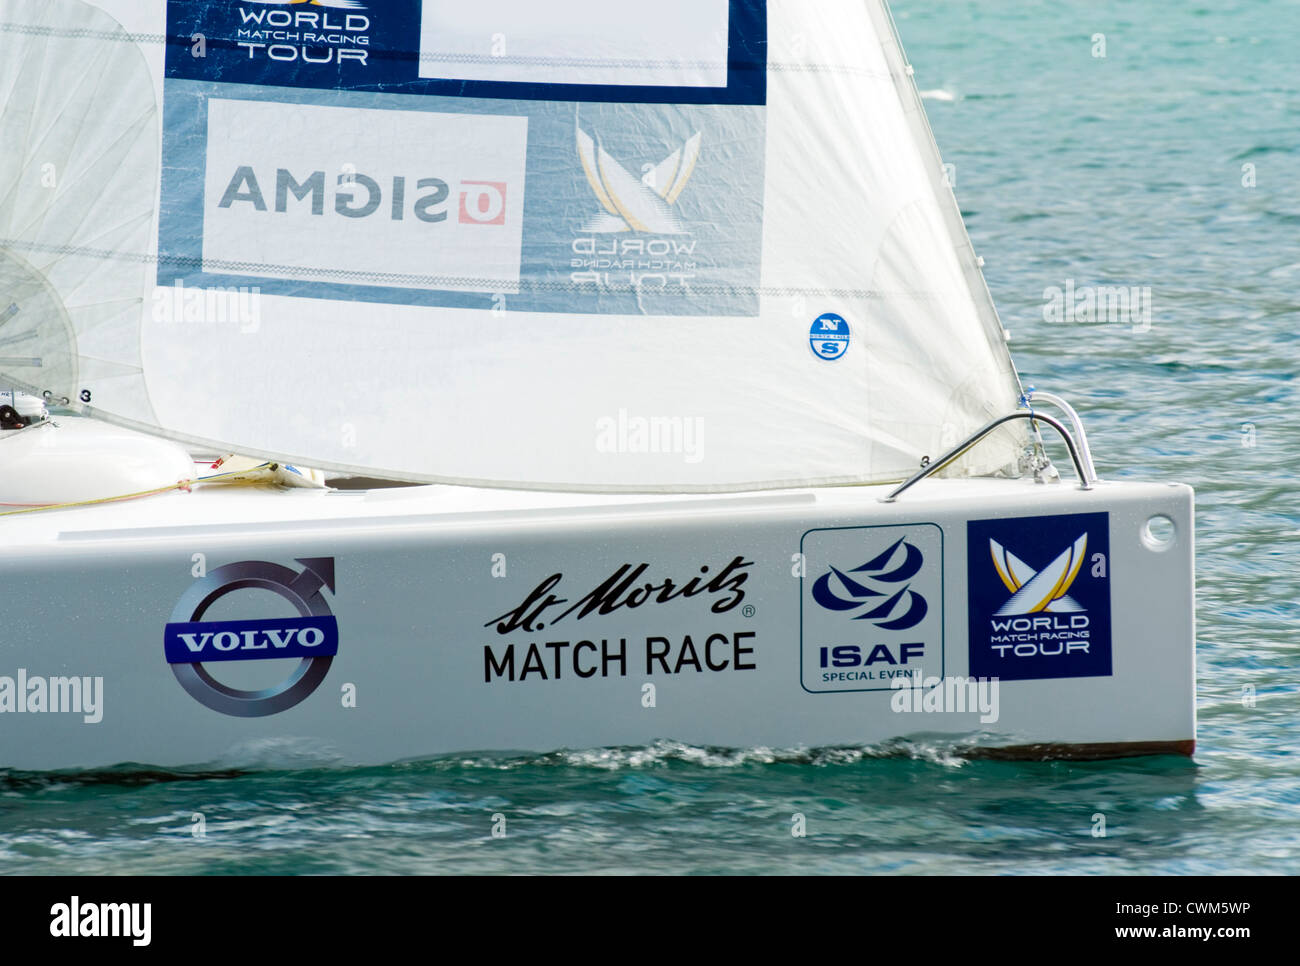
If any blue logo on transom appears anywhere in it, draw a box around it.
[967,513,1112,681]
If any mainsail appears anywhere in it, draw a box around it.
[0,0,1022,491]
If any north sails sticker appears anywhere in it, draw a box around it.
[966,513,1112,681]
[800,524,944,692]
[164,558,338,717]
[809,313,850,361]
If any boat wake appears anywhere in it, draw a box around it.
[0,737,1044,785]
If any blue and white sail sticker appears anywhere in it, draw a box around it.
[800,523,944,693]
[967,512,1112,682]
[159,0,769,318]
[809,313,850,360]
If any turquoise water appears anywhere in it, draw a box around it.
[3,0,1298,875]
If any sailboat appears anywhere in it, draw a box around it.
[0,0,1194,770]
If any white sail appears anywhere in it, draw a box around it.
[0,0,1022,491]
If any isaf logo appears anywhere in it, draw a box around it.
[968,513,1112,681]
[801,525,944,693]
[164,558,339,717]
[810,536,928,630]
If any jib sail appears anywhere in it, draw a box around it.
[0,0,1021,491]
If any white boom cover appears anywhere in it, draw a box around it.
[0,0,1021,491]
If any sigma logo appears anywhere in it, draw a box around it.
[459,181,508,225]
[200,100,528,290]
[800,524,944,693]
[967,513,1112,681]
[164,558,338,717]
[217,168,510,227]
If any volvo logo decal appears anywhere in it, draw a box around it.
[164,558,338,717]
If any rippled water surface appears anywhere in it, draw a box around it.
[3,0,1298,875]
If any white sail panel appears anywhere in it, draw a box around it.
[201,99,530,292]
[418,0,733,89]
[0,0,1022,491]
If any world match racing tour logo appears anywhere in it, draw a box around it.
[967,513,1112,682]
[989,534,1087,616]
[571,125,702,294]
[164,558,338,717]
[234,1,371,66]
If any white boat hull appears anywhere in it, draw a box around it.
[0,457,1194,770]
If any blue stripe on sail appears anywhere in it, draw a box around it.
[157,82,766,317]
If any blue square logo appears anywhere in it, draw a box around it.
[800,524,944,693]
[967,512,1112,682]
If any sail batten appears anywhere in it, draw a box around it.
[0,0,1023,492]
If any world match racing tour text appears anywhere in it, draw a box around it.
[482,556,756,683]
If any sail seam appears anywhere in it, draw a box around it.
[0,237,970,302]
[0,23,164,44]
